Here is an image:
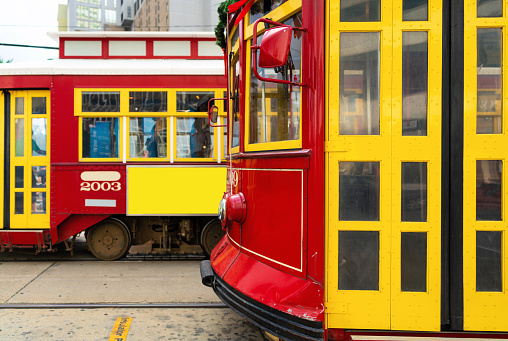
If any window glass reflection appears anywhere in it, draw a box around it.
[249,0,288,24]
[477,28,502,134]
[340,32,380,135]
[176,92,214,112]
[403,0,428,21]
[82,117,119,158]
[15,193,23,214]
[15,97,24,115]
[402,31,428,136]
[339,162,380,221]
[401,162,427,222]
[15,118,24,157]
[232,59,240,149]
[249,12,302,144]
[15,166,23,189]
[32,166,46,188]
[32,118,47,156]
[176,117,214,159]
[129,117,167,158]
[31,192,46,214]
[477,0,502,17]
[129,91,167,112]
[341,0,381,22]
[476,160,502,221]
[82,92,120,112]
[32,97,46,115]
[401,232,427,292]
[476,231,502,291]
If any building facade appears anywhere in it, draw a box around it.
[66,0,123,31]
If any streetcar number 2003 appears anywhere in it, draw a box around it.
[80,182,121,191]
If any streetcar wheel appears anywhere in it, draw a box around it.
[86,218,131,261]
[200,219,225,257]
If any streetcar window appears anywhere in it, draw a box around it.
[402,31,428,136]
[32,166,46,188]
[15,97,24,115]
[249,12,302,144]
[31,192,46,214]
[249,0,289,25]
[82,92,120,112]
[476,160,502,221]
[15,193,23,214]
[231,59,240,149]
[176,117,214,159]
[15,118,24,157]
[339,162,380,221]
[82,117,120,158]
[401,232,427,292]
[15,166,23,188]
[477,28,502,134]
[176,92,214,112]
[477,0,502,17]
[340,0,381,22]
[129,91,167,112]
[129,117,167,158]
[476,231,502,292]
[32,97,46,115]
[403,0,428,21]
[339,32,380,135]
[338,231,379,291]
[31,118,47,157]
[401,162,427,222]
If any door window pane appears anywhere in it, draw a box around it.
[15,118,24,157]
[129,91,167,112]
[32,166,46,188]
[476,231,502,291]
[339,162,380,221]
[340,0,381,22]
[340,32,380,135]
[82,118,119,158]
[32,118,47,156]
[402,31,428,136]
[476,160,502,221]
[249,0,289,24]
[401,232,427,292]
[477,0,502,17]
[401,162,427,222]
[403,0,428,21]
[32,97,46,115]
[15,192,23,214]
[129,117,167,158]
[176,117,214,159]
[15,166,23,188]
[15,97,24,115]
[31,192,46,214]
[82,92,120,112]
[249,13,302,144]
[176,92,214,112]
[231,60,240,149]
[338,231,380,290]
[477,28,502,134]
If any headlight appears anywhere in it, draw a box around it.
[218,198,227,222]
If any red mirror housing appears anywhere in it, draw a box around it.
[258,26,293,68]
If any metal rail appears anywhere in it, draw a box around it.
[0,302,228,309]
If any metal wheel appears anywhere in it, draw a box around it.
[86,218,131,261]
[200,219,225,257]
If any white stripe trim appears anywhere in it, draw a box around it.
[85,199,117,207]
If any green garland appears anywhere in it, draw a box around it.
[215,0,239,50]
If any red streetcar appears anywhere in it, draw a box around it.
[201,0,508,340]
[0,32,227,260]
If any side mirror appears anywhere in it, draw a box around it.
[207,97,227,128]
[251,18,306,87]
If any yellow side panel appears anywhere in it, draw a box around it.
[127,166,226,215]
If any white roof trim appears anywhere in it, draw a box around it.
[47,31,216,41]
[0,59,224,76]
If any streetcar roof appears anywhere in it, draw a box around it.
[0,58,224,76]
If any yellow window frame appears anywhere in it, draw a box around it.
[75,88,225,162]
[244,0,303,152]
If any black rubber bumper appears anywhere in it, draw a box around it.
[212,271,324,341]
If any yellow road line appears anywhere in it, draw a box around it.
[108,317,132,341]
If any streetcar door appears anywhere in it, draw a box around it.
[326,0,442,331]
[9,90,50,230]
[462,3,508,331]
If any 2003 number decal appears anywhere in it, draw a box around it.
[80,181,121,192]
